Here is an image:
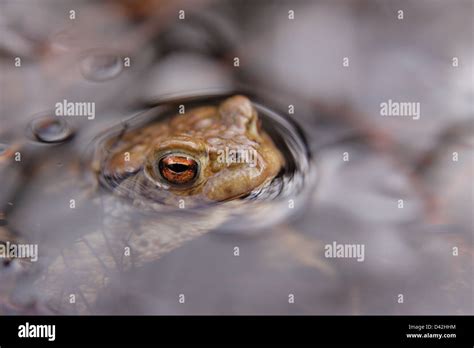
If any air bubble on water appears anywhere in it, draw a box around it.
[79,51,123,82]
[29,116,74,143]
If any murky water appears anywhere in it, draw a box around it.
[0,93,315,314]
[0,0,472,315]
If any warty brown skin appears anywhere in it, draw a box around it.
[105,95,285,202]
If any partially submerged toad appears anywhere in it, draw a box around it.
[101,95,285,205]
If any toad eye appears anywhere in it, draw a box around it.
[158,154,199,185]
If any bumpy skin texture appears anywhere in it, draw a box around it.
[104,95,285,202]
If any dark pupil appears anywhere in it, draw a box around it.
[158,155,198,185]
[168,163,189,173]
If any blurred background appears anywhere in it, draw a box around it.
[0,0,472,314]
